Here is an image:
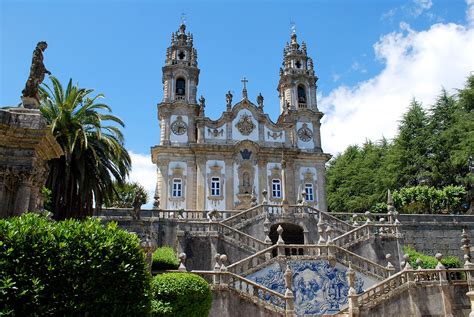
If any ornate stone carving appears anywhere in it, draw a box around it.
[235,114,255,136]
[171,116,188,135]
[207,128,224,138]
[257,93,264,111]
[267,131,283,140]
[297,123,313,142]
[22,41,51,102]
[226,90,233,109]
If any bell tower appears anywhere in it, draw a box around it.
[162,23,200,104]
[277,31,318,114]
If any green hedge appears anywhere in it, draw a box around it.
[403,246,462,269]
[0,213,151,316]
[152,247,179,271]
[151,273,212,317]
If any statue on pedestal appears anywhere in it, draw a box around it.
[22,41,51,107]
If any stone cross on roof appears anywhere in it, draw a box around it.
[241,77,248,100]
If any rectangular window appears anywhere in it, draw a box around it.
[211,177,220,196]
[172,179,182,197]
[305,183,314,201]
[272,179,281,198]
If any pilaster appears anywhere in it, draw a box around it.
[224,158,234,210]
[186,160,196,209]
[13,171,33,215]
[196,156,206,210]
[316,163,327,212]
[258,158,267,204]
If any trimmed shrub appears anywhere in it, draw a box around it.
[151,273,212,317]
[152,246,179,271]
[403,246,462,269]
[0,213,151,316]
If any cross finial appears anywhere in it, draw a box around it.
[290,20,296,35]
[241,77,248,99]
[180,13,187,25]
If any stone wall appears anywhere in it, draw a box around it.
[398,215,474,258]
[361,283,470,317]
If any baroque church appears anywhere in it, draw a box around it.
[152,23,331,212]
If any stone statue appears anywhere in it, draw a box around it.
[226,90,233,106]
[22,41,51,101]
[199,95,205,116]
[257,93,264,110]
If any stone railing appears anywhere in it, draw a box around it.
[217,223,269,252]
[293,205,354,234]
[353,268,474,310]
[331,212,474,225]
[192,270,288,316]
[220,205,267,228]
[226,243,391,280]
[332,223,399,249]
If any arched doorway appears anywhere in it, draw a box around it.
[269,223,304,256]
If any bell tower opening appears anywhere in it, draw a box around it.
[297,85,306,107]
[176,78,186,96]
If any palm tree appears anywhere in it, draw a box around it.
[39,76,131,219]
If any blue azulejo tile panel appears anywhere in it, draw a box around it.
[247,260,377,316]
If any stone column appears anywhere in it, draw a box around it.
[186,160,196,210]
[196,157,206,210]
[316,163,327,212]
[258,159,267,204]
[157,160,169,209]
[281,159,288,209]
[224,158,234,210]
[13,172,32,216]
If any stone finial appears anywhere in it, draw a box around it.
[262,189,268,204]
[284,264,293,293]
[199,95,205,116]
[277,225,285,244]
[435,253,445,270]
[386,254,395,270]
[365,211,371,224]
[220,254,228,270]
[250,187,257,207]
[152,195,160,209]
[317,218,326,244]
[352,213,359,226]
[214,253,221,270]
[226,90,233,111]
[403,254,413,270]
[462,229,473,266]
[347,262,356,295]
[415,258,423,270]
[178,252,187,271]
[241,77,248,100]
[326,226,333,245]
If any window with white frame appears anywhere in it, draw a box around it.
[211,177,221,196]
[172,178,182,197]
[272,179,282,198]
[305,183,314,201]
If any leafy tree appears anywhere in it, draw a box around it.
[39,76,131,219]
[105,181,148,208]
[389,99,430,187]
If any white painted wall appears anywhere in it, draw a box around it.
[169,115,189,144]
[232,109,259,142]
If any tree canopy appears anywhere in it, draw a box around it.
[327,74,474,213]
[40,76,131,219]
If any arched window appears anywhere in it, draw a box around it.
[297,85,306,103]
[176,78,186,96]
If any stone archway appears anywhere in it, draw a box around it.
[269,223,305,256]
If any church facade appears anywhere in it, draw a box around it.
[151,23,331,212]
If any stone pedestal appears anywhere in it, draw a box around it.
[0,106,62,217]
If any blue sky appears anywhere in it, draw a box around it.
[2,0,474,200]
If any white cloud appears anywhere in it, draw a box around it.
[128,151,156,208]
[320,8,474,156]
[412,0,433,17]
[467,0,474,26]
